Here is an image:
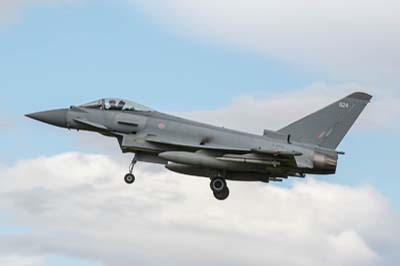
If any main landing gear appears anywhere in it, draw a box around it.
[210,177,230,200]
[124,157,137,184]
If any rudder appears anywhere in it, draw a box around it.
[278,92,372,149]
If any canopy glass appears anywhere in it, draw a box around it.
[80,98,153,112]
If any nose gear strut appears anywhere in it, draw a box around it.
[124,156,137,184]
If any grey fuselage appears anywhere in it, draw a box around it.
[61,106,337,181]
[27,92,373,184]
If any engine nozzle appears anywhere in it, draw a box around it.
[313,152,338,174]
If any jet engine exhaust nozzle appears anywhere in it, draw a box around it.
[312,152,338,174]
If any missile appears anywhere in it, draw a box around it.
[159,151,245,171]
[251,147,303,157]
[159,151,290,173]
[216,156,280,167]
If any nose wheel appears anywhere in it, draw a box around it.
[124,157,137,184]
[210,177,230,200]
[124,173,135,184]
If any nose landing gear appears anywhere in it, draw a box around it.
[210,177,230,200]
[124,157,137,184]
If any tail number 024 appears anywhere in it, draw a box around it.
[339,102,350,109]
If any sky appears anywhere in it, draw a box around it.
[0,0,399,266]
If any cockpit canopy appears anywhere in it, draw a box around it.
[80,98,153,112]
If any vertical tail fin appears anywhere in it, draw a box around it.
[278,92,372,149]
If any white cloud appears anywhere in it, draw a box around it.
[179,82,400,134]
[0,254,45,266]
[134,0,400,87]
[0,152,399,266]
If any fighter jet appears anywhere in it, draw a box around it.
[26,92,371,200]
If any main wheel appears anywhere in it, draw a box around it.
[210,177,226,192]
[213,187,230,201]
[124,173,135,184]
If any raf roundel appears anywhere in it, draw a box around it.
[158,122,166,130]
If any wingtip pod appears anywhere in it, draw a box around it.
[348,92,373,102]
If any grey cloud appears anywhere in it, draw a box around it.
[0,254,45,266]
[134,0,400,88]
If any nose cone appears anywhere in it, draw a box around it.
[26,109,68,128]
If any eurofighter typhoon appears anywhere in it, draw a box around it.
[26,93,371,200]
